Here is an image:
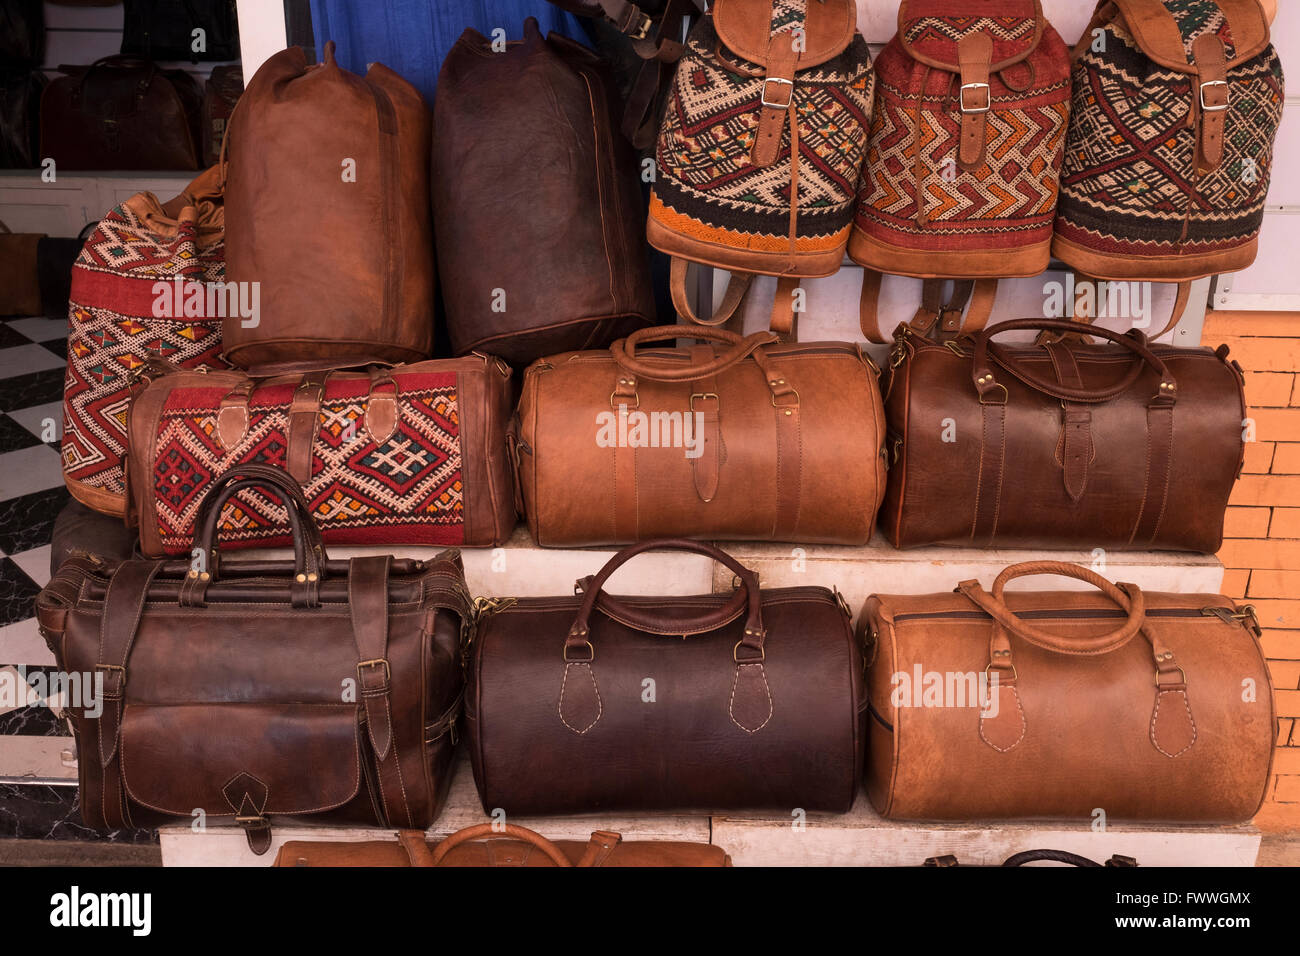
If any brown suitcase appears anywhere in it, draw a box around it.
[432,19,655,365]
[860,561,1274,823]
[275,824,732,867]
[35,466,473,854]
[222,42,434,372]
[880,318,1247,551]
[514,325,886,546]
[466,540,866,816]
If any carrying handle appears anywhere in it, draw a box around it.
[970,320,1178,405]
[565,540,765,661]
[610,325,778,383]
[958,561,1146,656]
[71,55,159,100]
[427,823,574,867]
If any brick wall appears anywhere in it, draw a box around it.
[1212,311,1300,832]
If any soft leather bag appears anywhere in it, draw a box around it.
[861,561,1274,823]
[514,325,886,546]
[275,824,732,867]
[121,0,240,62]
[880,318,1246,551]
[35,466,473,854]
[466,540,866,816]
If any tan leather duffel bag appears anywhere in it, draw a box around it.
[275,824,732,867]
[860,562,1275,823]
[513,325,886,546]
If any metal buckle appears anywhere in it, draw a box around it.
[959,82,991,114]
[1200,80,1229,113]
[356,658,391,684]
[96,663,126,694]
[689,392,719,412]
[630,12,653,40]
[761,77,794,109]
[733,640,766,664]
[770,386,800,410]
[563,640,595,663]
[1155,666,1188,687]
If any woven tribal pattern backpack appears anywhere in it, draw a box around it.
[852,0,1072,343]
[1053,0,1284,337]
[647,0,874,335]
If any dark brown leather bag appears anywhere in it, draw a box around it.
[40,55,201,170]
[275,824,732,867]
[514,325,886,546]
[466,540,866,816]
[35,466,472,855]
[861,561,1275,823]
[880,318,1247,551]
[432,19,655,366]
[223,43,434,372]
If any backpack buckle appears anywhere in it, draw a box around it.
[959,82,990,114]
[1200,80,1229,112]
[761,77,794,109]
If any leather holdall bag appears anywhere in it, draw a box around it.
[432,19,655,366]
[860,561,1275,823]
[648,0,874,335]
[879,317,1246,551]
[275,824,732,867]
[35,466,473,855]
[924,850,1138,867]
[514,325,886,547]
[222,42,434,373]
[126,352,516,555]
[466,540,866,816]
[61,166,227,517]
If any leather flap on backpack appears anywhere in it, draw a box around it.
[714,0,857,70]
[897,0,1044,72]
[1109,0,1272,71]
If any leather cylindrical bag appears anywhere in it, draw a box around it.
[514,325,887,546]
[880,319,1247,551]
[861,562,1275,823]
[222,42,434,372]
[466,540,866,816]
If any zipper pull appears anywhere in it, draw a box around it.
[1202,605,1262,637]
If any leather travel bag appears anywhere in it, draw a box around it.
[860,561,1275,823]
[35,466,473,854]
[880,318,1246,551]
[432,19,655,365]
[275,824,732,867]
[514,325,886,547]
[222,42,434,372]
[126,352,516,555]
[466,540,866,816]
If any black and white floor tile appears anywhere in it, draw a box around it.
[0,315,154,843]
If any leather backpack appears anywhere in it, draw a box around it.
[647,0,874,336]
[1053,0,1284,340]
[852,0,1072,344]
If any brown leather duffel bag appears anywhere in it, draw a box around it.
[35,466,472,854]
[222,43,434,372]
[880,318,1247,551]
[275,824,732,867]
[467,540,866,816]
[861,562,1275,823]
[514,325,886,546]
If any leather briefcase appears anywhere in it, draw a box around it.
[466,540,866,816]
[35,466,473,854]
[861,561,1275,823]
[514,325,886,546]
[880,318,1247,551]
[127,353,517,554]
[275,824,732,867]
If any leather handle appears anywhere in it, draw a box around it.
[958,561,1147,656]
[971,320,1178,405]
[610,325,779,382]
[74,55,158,97]
[427,824,574,867]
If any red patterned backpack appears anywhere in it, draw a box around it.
[851,0,1072,343]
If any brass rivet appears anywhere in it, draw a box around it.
[307,572,318,582]
[769,380,778,386]
[296,573,307,583]
[187,570,198,579]
[199,572,210,581]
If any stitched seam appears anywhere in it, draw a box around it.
[558,662,602,734]
[989,406,1006,539]
[979,684,1026,752]
[1147,410,1174,545]
[729,662,774,734]
[971,406,988,540]
[1151,688,1198,758]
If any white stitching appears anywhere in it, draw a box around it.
[1150,688,1197,758]
[979,683,1026,752]
[729,662,773,734]
[558,662,602,734]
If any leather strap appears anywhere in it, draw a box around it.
[398,829,436,866]
[1128,399,1176,547]
[751,10,797,169]
[216,381,253,451]
[963,279,998,337]
[577,830,623,867]
[1192,33,1229,174]
[670,257,753,328]
[771,370,802,541]
[770,276,801,338]
[365,369,399,445]
[956,32,993,172]
[970,396,1007,545]
[1045,342,1092,502]
[689,345,722,504]
[286,372,327,486]
[859,268,888,343]
[427,823,573,867]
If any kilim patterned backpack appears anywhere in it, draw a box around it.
[851,0,1073,344]
[61,167,227,517]
[647,0,874,336]
[1052,0,1284,340]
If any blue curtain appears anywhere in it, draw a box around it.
[308,0,589,106]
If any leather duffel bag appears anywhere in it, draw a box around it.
[860,561,1275,823]
[126,353,516,554]
[880,318,1246,551]
[466,540,866,816]
[514,325,886,546]
[35,465,473,854]
[275,824,732,867]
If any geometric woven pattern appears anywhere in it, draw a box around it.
[149,370,464,554]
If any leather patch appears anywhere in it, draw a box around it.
[558,662,602,734]
[714,0,855,69]
[216,403,249,452]
[978,680,1026,752]
[729,662,774,734]
[365,390,399,445]
[1150,687,1197,757]
[222,771,270,815]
